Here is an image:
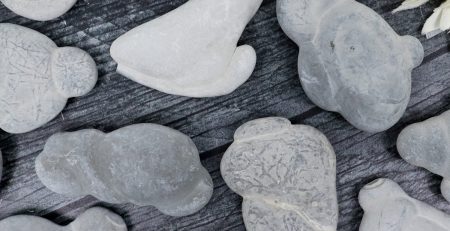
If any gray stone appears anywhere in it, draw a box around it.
[0,0,77,21]
[0,207,127,231]
[277,0,424,133]
[359,178,450,231]
[220,117,338,231]
[110,0,262,98]
[397,110,450,201]
[0,23,98,134]
[35,124,213,217]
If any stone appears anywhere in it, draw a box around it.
[0,0,77,21]
[220,117,338,230]
[0,207,127,231]
[35,124,213,217]
[359,178,450,231]
[277,0,424,133]
[110,0,262,98]
[397,110,450,201]
[0,23,97,134]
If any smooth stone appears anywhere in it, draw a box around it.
[110,0,262,98]
[277,0,424,133]
[36,124,213,217]
[0,23,98,134]
[359,178,450,231]
[221,117,338,230]
[0,0,77,21]
[397,110,450,201]
[0,207,127,231]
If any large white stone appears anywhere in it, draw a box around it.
[277,0,424,133]
[110,0,262,97]
[359,178,450,231]
[36,124,213,217]
[0,0,77,21]
[0,23,97,134]
[397,110,450,201]
[0,207,127,231]
[221,117,338,230]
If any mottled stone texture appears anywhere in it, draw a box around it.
[111,0,262,97]
[221,117,338,230]
[359,179,450,231]
[277,0,424,133]
[0,207,127,231]
[397,110,450,201]
[36,124,213,217]
[0,0,77,21]
[0,23,97,134]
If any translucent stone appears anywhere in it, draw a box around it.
[36,124,213,217]
[0,207,127,231]
[110,0,263,97]
[0,23,97,134]
[0,0,77,21]
[221,117,338,230]
[277,0,424,132]
[397,110,450,201]
[359,178,450,231]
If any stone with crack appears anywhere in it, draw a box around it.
[359,178,450,231]
[0,0,77,21]
[0,207,127,231]
[220,117,338,231]
[110,0,262,97]
[0,23,97,134]
[397,110,450,202]
[277,0,424,133]
[36,124,213,217]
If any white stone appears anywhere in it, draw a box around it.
[0,0,77,21]
[359,178,450,231]
[277,0,424,133]
[0,207,127,231]
[397,110,450,202]
[36,124,213,217]
[0,23,98,134]
[221,117,338,231]
[110,0,262,98]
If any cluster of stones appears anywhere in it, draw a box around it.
[0,0,448,230]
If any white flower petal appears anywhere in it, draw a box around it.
[422,8,443,38]
[422,0,450,38]
[393,0,429,13]
[439,4,450,31]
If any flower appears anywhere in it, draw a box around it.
[422,1,450,38]
[393,0,450,38]
[393,0,429,13]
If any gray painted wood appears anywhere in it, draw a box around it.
[0,0,449,230]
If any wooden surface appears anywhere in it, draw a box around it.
[0,0,449,230]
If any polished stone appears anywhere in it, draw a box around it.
[359,178,450,231]
[221,117,338,230]
[0,207,127,231]
[0,23,97,134]
[277,0,424,132]
[36,124,213,217]
[111,0,262,97]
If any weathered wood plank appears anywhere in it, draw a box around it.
[0,0,449,230]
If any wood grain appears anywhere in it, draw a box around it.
[0,0,449,230]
